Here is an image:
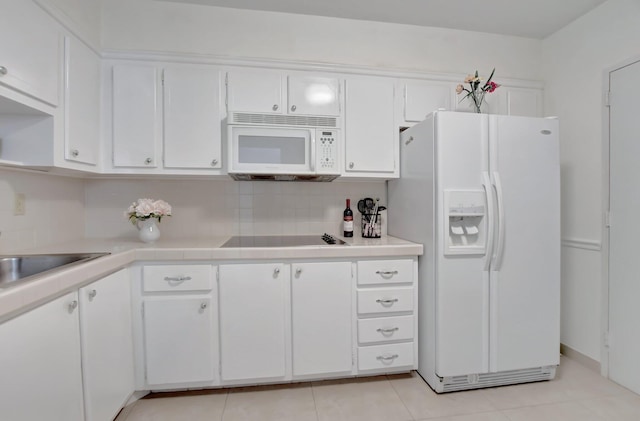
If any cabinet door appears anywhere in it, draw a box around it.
[219,263,288,382]
[345,76,397,174]
[292,262,352,376]
[403,81,451,123]
[79,269,134,421]
[288,75,340,116]
[64,36,100,166]
[226,69,283,114]
[501,87,542,117]
[164,66,222,169]
[112,64,161,168]
[0,292,84,421]
[143,296,215,385]
[0,0,61,105]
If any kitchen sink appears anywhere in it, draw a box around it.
[0,252,110,289]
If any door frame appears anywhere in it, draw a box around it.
[601,54,640,378]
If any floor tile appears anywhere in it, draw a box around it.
[389,372,498,419]
[222,383,317,421]
[501,401,606,421]
[578,394,640,420]
[312,375,412,421]
[123,391,227,421]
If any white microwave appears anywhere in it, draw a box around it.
[227,114,341,181]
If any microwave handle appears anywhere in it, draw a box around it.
[310,134,316,171]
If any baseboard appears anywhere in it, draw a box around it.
[560,343,600,372]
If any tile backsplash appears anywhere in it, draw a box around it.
[0,171,387,251]
[0,169,85,253]
[84,179,387,240]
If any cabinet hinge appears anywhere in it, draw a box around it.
[225,73,229,107]
[605,211,611,228]
[605,91,611,107]
[604,331,610,348]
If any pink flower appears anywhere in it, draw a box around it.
[455,84,464,94]
[486,81,500,93]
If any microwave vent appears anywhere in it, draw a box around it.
[229,112,337,128]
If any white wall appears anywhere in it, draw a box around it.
[101,0,542,80]
[542,0,640,362]
[0,169,85,253]
[35,0,102,48]
[84,179,386,240]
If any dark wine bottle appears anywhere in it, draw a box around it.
[343,198,354,237]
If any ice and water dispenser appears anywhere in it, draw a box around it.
[444,190,487,255]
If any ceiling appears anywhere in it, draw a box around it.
[154,0,607,39]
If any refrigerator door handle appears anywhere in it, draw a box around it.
[482,171,495,271]
[492,171,506,270]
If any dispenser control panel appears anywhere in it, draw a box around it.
[444,190,487,255]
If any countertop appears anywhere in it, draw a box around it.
[0,235,423,322]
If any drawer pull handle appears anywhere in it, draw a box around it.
[376,298,399,305]
[376,354,399,362]
[376,270,399,276]
[376,327,399,334]
[164,276,192,282]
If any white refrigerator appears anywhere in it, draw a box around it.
[388,111,560,393]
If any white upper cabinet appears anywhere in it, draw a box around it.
[64,36,100,167]
[287,75,340,116]
[0,0,61,106]
[227,68,283,114]
[344,76,397,177]
[402,81,452,123]
[163,66,222,169]
[112,64,161,168]
[499,87,543,117]
[227,69,341,116]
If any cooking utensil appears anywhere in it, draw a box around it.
[357,197,374,214]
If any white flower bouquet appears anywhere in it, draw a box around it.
[125,198,172,225]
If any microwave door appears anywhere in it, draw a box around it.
[231,127,313,174]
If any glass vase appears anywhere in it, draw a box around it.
[138,218,160,243]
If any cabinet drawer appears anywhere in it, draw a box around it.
[357,260,413,285]
[143,265,213,292]
[358,342,414,371]
[358,315,414,344]
[357,288,414,315]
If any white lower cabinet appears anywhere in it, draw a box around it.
[291,262,352,377]
[0,292,84,421]
[219,263,289,382]
[143,296,215,385]
[79,269,134,421]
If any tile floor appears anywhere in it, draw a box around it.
[115,357,640,421]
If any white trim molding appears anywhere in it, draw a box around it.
[561,237,602,251]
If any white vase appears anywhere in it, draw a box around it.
[138,218,160,243]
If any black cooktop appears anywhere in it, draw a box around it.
[221,234,347,248]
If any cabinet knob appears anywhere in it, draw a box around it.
[88,289,97,300]
[200,302,208,310]
[211,159,218,166]
[272,104,279,111]
[273,267,280,276]
[295,267,302,276]
[290,105,297,112]
[71,149,79,157]
[0,66,7,76]
[349,162,355,169]
[144,157,153,165]
[68,300,78,312]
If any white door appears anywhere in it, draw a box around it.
[489,115,560,372]
[226,69,283,113]
[219,263,288,382]
[344,76,396,174]
[291,262,352,377]
[79,270,134,421]
[112,64,161,168]
[65,36,100,166]
[0,292,84,421]
[608,59,640,393]
[143,296,215,385]
[163,66,222,169]
[434,112,489,377]
[288,75,340,116]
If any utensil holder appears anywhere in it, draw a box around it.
[361,213,381,238]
